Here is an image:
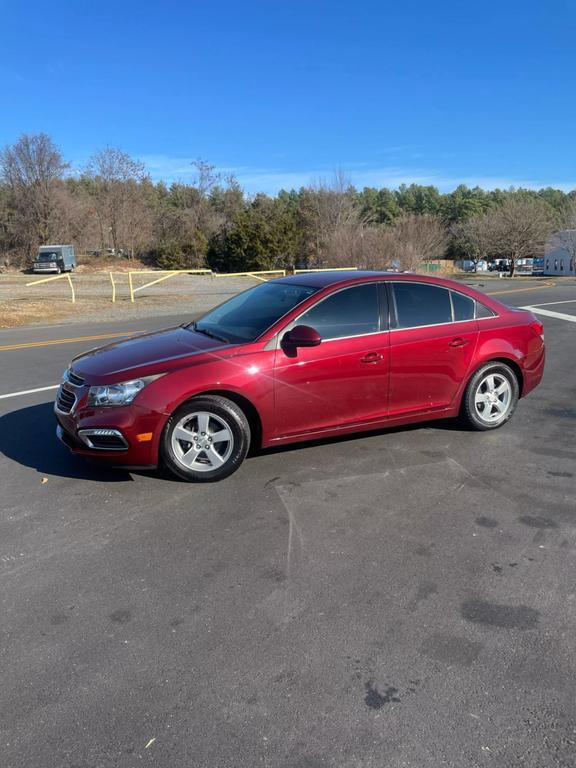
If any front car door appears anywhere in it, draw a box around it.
[387,281,479,416]
[272,282,390,440]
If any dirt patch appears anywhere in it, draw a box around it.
[0,299,78,328]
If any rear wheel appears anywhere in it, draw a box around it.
[461,362,519,430]
[161,395,251,482]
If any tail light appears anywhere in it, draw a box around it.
[531,319,545,341]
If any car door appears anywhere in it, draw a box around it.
[272,282,390,439]
[387,281,479,416]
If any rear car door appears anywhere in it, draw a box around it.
[387,281,479,416]
[272,282,390,438]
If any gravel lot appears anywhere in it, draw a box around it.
[0,273,256,327]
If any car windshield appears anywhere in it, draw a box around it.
[191,282,318,343]
[38,252,59,261]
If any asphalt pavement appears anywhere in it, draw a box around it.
[1,279,575,768]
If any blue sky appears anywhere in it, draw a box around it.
[1,0,575,194]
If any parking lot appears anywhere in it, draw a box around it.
[1,278,575,768]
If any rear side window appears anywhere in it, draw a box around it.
[392,283,452,328]
[476,301,496,318]
[451,291,475,321]
[297,283,379,339]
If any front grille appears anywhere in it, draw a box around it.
[67,369,85,386]
[56,386,76,414]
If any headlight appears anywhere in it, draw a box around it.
[87,379,147,407]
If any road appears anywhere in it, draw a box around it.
[1,279,575,768]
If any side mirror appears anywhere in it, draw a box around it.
[282,324,321,349]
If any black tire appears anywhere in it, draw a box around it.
[460,362,520,431]
[161,395,251,482]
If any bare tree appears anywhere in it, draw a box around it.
[451,215,492,271]
[85,147,148,257]
[50,182,96,253]
[300,171,367,266]
[0,133,68,259]
[375,214,449,271]
[486,198,556,276]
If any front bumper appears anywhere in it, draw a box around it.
[55,399,164,467]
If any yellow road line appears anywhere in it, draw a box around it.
[486,281,555,296]
[0,330,146,352]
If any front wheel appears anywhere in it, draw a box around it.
[161,395,251,482]
[461,362,519,430]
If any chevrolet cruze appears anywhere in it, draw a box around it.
[55,271,545,481]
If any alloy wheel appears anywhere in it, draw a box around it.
[474,373,512,424]
[171,411,234,472]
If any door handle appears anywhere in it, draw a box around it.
[449,337,469,348]
[360,352,384,363]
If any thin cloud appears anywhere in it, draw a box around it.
[139,155,576,194]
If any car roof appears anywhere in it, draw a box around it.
[269,270,506,313]
[271,270,453,289]
[272,270,395,288]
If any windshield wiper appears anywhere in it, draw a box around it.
[191,322,230,344]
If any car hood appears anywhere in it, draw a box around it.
[71,326,235,382]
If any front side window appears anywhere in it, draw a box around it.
[392,282,452,328]
[193,282,318,343]
[296,283,380,340]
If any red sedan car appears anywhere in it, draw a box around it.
[55,271,545,481]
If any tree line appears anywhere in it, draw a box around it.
[1,133,575,275]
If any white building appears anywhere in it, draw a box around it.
[543,231,576,276]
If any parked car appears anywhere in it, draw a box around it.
[33,244,76,274]
[55,271,545,481]
[488,260,510,273]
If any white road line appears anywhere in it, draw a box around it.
[524,300,576,308]
[522,306,576,323]
[0,384,59,401]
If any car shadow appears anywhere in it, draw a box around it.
[1,402,468,482]
[0,402,134,482]
[254,417,467,459]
